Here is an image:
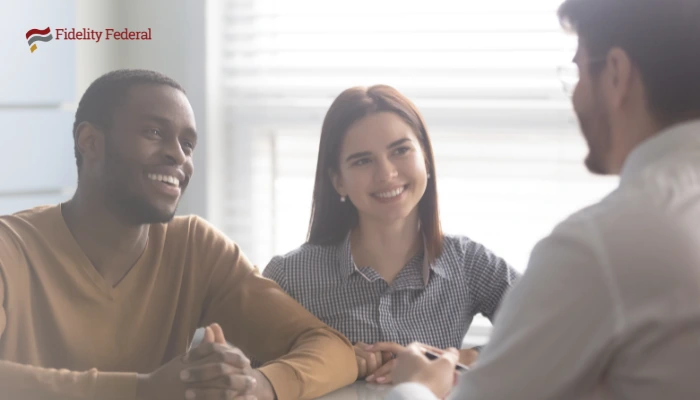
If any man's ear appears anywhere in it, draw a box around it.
[74,122,105,166]
[605,47,634,109]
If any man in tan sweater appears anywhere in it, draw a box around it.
[0,69,356,400]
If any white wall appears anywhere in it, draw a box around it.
[0,0,216,217]
[75,0,215,218]
[0,0,77,214]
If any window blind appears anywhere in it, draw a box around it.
[217,0,618,341]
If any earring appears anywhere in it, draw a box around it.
[427,173,432,179]
[340,195,346,202]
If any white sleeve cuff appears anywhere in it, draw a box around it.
[386,382,440,400]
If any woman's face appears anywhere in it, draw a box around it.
[332,111,429,225]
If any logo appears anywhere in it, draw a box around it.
[25,27,152,52]
[26,27,53,53]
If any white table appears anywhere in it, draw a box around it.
[316,381,462,400]
[316,382,394,400]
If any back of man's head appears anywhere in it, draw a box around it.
[558,0,700,127]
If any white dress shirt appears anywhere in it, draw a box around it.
[388,120,700,400]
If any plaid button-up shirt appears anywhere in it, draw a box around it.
[263,233,520,349]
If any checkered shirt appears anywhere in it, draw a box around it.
[263,233,520,349]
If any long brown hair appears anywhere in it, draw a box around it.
[306,85,444,263]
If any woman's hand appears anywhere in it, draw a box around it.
[362,342,406,384]
[354,341,387,380]
[459,348,479,366]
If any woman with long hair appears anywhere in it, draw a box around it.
[263,85,519,383]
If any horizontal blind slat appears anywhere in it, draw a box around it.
[219,0,607,274]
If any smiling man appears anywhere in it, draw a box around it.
[0,70,356,400]
[388,0,700,399]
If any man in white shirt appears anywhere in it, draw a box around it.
[388,0,700,399]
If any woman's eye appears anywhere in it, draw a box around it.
[353,158,371,166]
[394,146,410,155]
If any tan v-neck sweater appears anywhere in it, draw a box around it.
[0,205,356,400]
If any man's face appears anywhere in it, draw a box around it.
[99,84,197,224]
[571,41,614,175]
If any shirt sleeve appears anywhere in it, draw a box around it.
[262,255,288,292]
[387,383,439,400]
[195,218,356,400]
[0,228,138,400]
[453,221,619,400]
[463,239,521,322]
[0,361,138,400]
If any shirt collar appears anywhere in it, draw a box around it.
[336,231,447,286]
[621,119,700,185]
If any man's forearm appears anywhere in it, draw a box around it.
[256,326,357,400]
[0,360,138,400]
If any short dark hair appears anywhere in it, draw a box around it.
[558,0,700,126]
[72,69,185,171]
[307,85,444,263]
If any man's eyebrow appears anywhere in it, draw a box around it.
[183,128,198,140]
[137,114,171,125]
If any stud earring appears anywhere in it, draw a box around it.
[427,173,432,179]
[340,195,346,202]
